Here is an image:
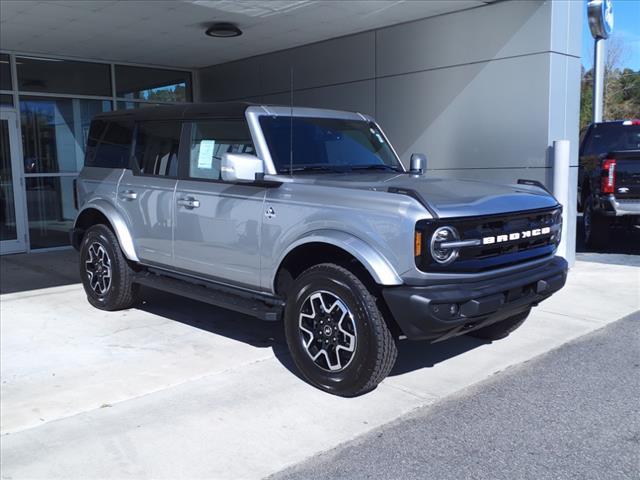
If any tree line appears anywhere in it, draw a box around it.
[580,39,640,130]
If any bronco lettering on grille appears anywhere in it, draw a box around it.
[482,226,551,245]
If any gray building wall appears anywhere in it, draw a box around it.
[197,0,581,261]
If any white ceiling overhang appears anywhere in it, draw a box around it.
[1,0,492,69]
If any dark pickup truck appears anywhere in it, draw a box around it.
[578,120,640,247]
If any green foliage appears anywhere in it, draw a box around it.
[580,68,593,131]
[145,85,187,103]
[580,66,640,130]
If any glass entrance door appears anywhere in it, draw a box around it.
[0,110,27,254]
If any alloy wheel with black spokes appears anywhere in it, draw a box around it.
[85,242,112,297]
[298,290,357,372]
[284,263,397,397]
[79,224,139,311]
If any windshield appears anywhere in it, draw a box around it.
[259,116,403,174]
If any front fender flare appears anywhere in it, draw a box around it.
[275,229,403,288]
[75,200,139,262]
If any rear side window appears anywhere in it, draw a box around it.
[133,121,182,177]
[85,120,133,168]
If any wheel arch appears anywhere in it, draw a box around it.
[273,231,403,296]
[73,201,139,262]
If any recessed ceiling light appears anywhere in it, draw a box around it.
[205,22,242,38]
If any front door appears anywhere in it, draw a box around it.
[0,110,27,254]
[173,119,264,289]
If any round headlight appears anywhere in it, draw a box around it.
[430,226,460,265]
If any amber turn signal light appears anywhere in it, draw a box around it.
[414,231,423,257]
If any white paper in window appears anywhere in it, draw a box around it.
[197,140,215,169]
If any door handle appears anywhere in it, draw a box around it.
[119,190,138,200]
[177,197,200,209]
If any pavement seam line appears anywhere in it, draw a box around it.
[384,381,439,402]
[538,306,638,323]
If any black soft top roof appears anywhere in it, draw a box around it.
[93,101,258,122]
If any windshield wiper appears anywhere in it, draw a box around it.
[351,164,402,172]
[280,165,351,174]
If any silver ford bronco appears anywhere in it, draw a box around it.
[72,102,567,397]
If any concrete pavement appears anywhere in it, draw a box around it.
[1,253,639,479]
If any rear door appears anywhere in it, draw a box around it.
[117,120,182,266]
[173,118,265,289]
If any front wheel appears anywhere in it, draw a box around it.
[284,263,397,397]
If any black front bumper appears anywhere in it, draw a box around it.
[382,256,568,341]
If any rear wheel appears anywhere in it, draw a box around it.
[80,224,139,311]
[468,308,531,341]
[284,263,397,397]
[583,197,610,248]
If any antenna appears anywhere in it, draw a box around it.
[289,67,293,176]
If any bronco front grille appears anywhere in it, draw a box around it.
[416,207,562,273]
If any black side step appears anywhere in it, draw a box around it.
[134,272,284,321]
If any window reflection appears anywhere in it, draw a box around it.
[115,65,191,102]
[20,96,111,173]
[17,56,111,96]
[134,121,182,177]
[1,119,17,242]
[117,101,166,110]
[26,176,76,248]
[0,94,13,108]
[0,53,12,91]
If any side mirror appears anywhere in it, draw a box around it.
[410,153,427,174]
[221,153,264,183]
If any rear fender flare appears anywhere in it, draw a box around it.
[75,200,139,262]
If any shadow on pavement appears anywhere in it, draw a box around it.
[0,249,80,294]
[575,213,640,256]
[136,286,485,385]
[136,287,310,383]
[390,335,485,376]
[137,286,287,349]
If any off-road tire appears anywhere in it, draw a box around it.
[79,224,139,311]
[284,263,397,397]
[583,197,610,249]
[468,308,531,341]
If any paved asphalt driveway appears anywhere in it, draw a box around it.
[274,312,640,480]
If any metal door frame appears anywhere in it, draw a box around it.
[0,109,27,254]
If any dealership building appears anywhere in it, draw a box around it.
[0,0,581,256]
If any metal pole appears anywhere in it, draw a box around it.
[592,37,605,122]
